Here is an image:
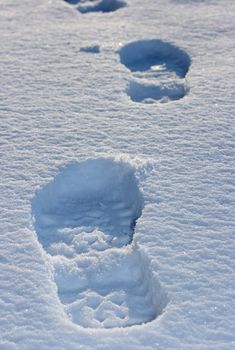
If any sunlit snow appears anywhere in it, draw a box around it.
[0,0,234,349]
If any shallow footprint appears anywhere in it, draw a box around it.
[78,0,127,13]
[64,0,80,4]
[119,39,191,103]
[64,0,127,13]
[32,158,167,328]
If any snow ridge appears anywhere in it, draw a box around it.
[32,158,167,328]
[119,40,191,103]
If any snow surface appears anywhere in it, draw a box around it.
[0,0,235,349]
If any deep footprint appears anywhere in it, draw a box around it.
[64,0,127,13]
[32,158,167,328]
[119,39,191,103]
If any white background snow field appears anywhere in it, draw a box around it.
[0,0,234,349]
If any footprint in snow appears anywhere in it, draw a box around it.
[64,0,127,13]
[119,39,191,103]
[32,158,167,328]
[80,45,100,53]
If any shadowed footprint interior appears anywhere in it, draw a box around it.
[32,158,167,328]
[119,39,191,103]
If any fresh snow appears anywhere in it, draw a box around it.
[0,0,235,349]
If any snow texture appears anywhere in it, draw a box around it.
[0,0,235,349]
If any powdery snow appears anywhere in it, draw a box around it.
[0,0,235,349]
